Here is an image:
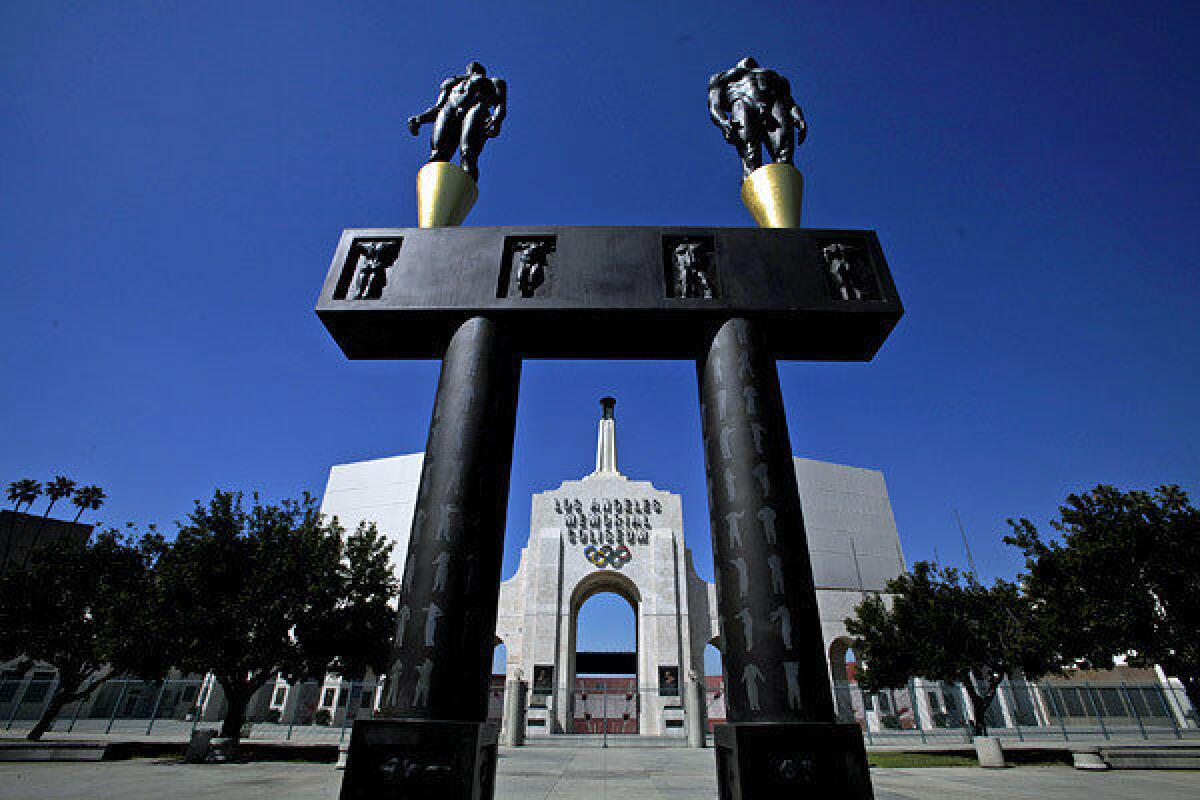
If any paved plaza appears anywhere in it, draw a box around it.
[2,747,1200,800]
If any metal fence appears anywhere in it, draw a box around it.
[821,679,1200,745]
[2,674,1196,744]
[0,676,395,743]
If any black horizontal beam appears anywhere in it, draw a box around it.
[316,226,902,361]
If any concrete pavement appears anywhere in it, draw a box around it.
[2,746,1200,799]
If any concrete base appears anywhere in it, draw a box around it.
[502,681,525,747]
[0,740,109,762]
[1100,746,1200,769]
[714,722,873,800]
[338,719,498,800]
[209,737,237,763]
[525,734,688,748]
[974,736,1007,768]
[185,729,218,764]
[1072,748,1109,770]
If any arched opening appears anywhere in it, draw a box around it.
[705,638,726,733]
[568,572,640,734]
[488,638,507,727]
[829,637,857,684]
[829,637,861,725]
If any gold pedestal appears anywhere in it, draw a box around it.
[740,163,804,229]
[416,161,478,228]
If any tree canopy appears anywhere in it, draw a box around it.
[296,520,396,682]
[154,490,396,739]
[845,561,1056,736]
[0,528,162,740]
[1006,484,1200,713]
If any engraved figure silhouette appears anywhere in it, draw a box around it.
[738,350,754,380]
[784,661,803,710]
[770,606,793,649]
[723,467,737,501]
[713,354,725,384]
[412,509,428,542]
[720,426,735,460]
[414,658,434,707]
[725,510,745,548]
[753,463,771,497]
[438,505,460,541]
[432,552,451,592]
[396,605,411,643]
[742,664,765,711]
[767,553,785,594]
[750,423,767,455]
[758,506,778,544]
[743,386,759,416]
[423,603,443,646]
[731,557,749,597]
[717,388,729,421]
[735,608,754,651]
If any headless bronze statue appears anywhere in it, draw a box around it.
[708,57,807,177]
[408,62,507,183]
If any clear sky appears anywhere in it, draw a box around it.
[3,2,1198,662]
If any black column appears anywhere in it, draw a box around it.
[699,317,871,798]
[387,315,521,720]
[699,317,833,723]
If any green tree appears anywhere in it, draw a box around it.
[297,521,397,682]
[0,528,163,740]
[845,562,1056,736]
[154,490,343,740]
[1006,484,1200,715]
[71,485,107,523]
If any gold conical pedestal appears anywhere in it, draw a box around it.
[740,162,804,229]
[416,161,478,228]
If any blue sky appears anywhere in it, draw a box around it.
[3,2,1198,664]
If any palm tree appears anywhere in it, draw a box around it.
[71,486,107,523]
[7,479,43,513]
[26,476,78,564]
[4,479,43,568]
[42,476,76,518]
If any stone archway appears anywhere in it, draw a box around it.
[563,570,642,733]
[829,636,859,724]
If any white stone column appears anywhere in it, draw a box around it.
[995,681,1017,729]
[911,679,936,730]
[1156,665,1196,729]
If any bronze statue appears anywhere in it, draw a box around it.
[408,61,507,183]
[513,240,549,298]
[822,243,865,301]
[708,57,807,177]
[673,240,714,299]
[352,241,398,300]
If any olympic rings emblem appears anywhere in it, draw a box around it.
[584,544,632,570]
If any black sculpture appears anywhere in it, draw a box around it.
[408,61,507,183]
[672,239,714,299]
[823,243,864,301]
[513,240,549,298]
[708,57,807,177]
[351,241,398,300]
